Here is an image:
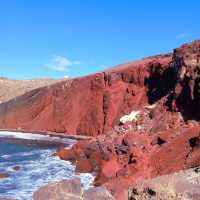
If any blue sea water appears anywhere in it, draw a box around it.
[0,133,94,200]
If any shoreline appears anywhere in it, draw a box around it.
[0,130,76,147]
[0,129,93,141]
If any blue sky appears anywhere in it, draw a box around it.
[0,0,199,79]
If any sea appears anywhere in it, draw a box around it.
[0,131,94,200]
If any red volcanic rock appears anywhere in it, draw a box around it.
[95,156,121,186]
[12,166,20,171]
[75,159,93,173]
[170,40,200,115]
[56,148,76,162]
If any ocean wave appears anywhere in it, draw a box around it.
[1,154,11,159]
[0,143,94,200]
[0,131,76,146]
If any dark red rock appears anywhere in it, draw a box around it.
[56,148,76,162]
[75,159,93,173]
[12,166,20,171]
[0,173,10,179]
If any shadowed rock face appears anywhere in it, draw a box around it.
[170,40,200,119]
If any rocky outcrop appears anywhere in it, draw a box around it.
[170,40,200,118]
[33,178,115,200]
[0,173,10,179]
[128,166,200,200]
[56,121,200,199]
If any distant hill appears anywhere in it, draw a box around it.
[0,78,61,103]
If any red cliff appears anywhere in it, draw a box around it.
[0,54,171,136]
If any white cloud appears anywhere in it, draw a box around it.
[64,75,69,79]
[45,55,81,71]
[176,33,189,39]
[99,64,107,69]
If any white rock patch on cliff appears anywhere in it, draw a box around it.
[120,111,141,124]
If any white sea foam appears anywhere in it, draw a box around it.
[1,154,11,159]
[0,131,76,146]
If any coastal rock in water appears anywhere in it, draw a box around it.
[12,166,20,171]
[75,159,93,173]
[33,178,115,200]
[0,173,10,179]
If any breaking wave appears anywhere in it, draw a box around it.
[0,132,94,200]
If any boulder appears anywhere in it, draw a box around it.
[33,178,115,200]
[75,159,93,173]
[0,173,10,179]
[12,166,20,171]
[33,178,82,200]
[56,148,76,162]
[83,187,115,200]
